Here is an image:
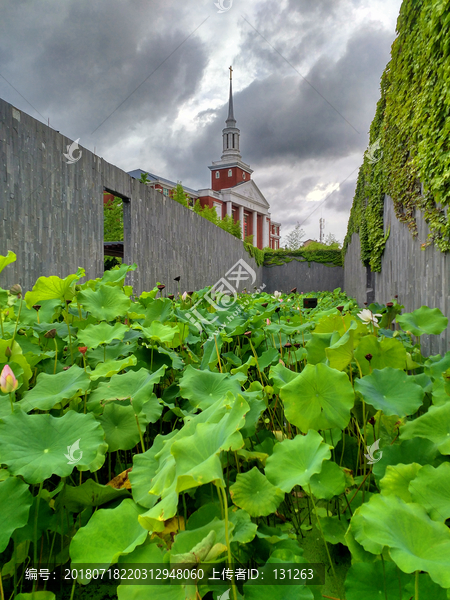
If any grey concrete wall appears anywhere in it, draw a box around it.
[263,260,344,294]
[344,196,450,355]
[0,97,261,296]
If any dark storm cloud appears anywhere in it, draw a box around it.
[164,21,393,188]
[0,0,208,142]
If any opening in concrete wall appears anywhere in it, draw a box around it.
[102,188,130,271]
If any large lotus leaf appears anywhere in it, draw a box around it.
[320,516,348,545]
[57,479,130,513]
[230,467,285,517]
[280,363,354,432]
[70,498,147,570]
[268,362,299,393]
[171,395,249,492]
[0,250,16,274]
[138,489,178,532]
[100,262,137,285]
[397,306,448,336]
[345,561,413,600]
[77,322,129,349]
[88,354,137,381]
[15,594,56,600]
[138,322,178,344]
[258,347,280,370]
[351,494,450,587]
[409,463,450,522]
[0,476,33,552]
[0,410,107,483]
[170,518,229,558]
[372,438,439,480]
[77,284,131,320]
[305,332,336,364]
[129,435,169,509]
[265,430,331,493]
[87,366,166,415]
[98,403,152,452]
[178,364,241,409]
[325,324,357,371]
[380,463,422,503]
[25,268,85,309]
[142,298,173,325]
[354,336,407,375]
[400,403,450,454]
[308,460,345,500]
[19,365,91,412]
[354,368,424,417]
[314,312,354,334]
[424,352,450,380]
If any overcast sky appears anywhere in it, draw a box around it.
[0,0,403,244]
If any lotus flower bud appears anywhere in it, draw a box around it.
[78,346,88,355]
[44,329,57,339]
[0,364,18,394]
[10,284,22,297]
[4,346,12,358]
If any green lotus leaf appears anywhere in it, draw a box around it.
[33,321,77,339]
[186,503,221,530]
[404,573,449,600]
[98,403,154,452]
[178,364,241,409]
[265,430,331,492]
[345,561,413,600]
[0,410,107,483]
[77,284,131,320]
[305,332,336,364]
[308,460,346,500]
[409,463,450,521]
[320,516,348,545]
[0,250,16,275]
[77,321,129,349]
[424,352,450,380]
[372,438,439,480]
[200,335,224,371]
[142,298,173,325]
[170,519,230,560]
[400,403,450,454]
[351,494,450,587]
[100,262,137,285]
[280,363,354,432]
[244,557,314,600]
[18,365,91,412]
[230,467,285,517]
[88,354,137,381]
[137,321,178,345]
[269,362,299,392]
[87,366,166,415]
[354,336,407,375]
[354,368,424,416]
[325,324,357,371]
[129,435,170,509]
[258,347,280,370]
[57,479,130,513]
[14,593,56,600]
[0,339,32,388]
[380,463,422,503]
[25,268,85,309]
[397,306,449,336]
[229,508,258,543]
[0,476,33,552]
[138,489,178,532]
[70,498,147,572]
[171,395,249,492]
[118,584,184,600]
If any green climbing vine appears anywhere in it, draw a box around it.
[243,242,265,267]
[264,248,343,268]
[343,0,450,272]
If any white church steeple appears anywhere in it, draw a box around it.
[221,66,241,160]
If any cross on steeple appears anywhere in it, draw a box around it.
[229,65,233,80]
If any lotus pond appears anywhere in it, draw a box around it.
[0,252,450,600]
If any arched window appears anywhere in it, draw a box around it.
[242,172,246,179]
[228,169,232,177]
[215,171,220,179]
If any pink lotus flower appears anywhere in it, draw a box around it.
[182,291,188,301]
[266,318,270,325]
[0,364,18,394]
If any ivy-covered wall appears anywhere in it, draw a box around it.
[343,0,450,272]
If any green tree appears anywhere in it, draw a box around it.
[284,222,305,250]
[172,182,188,208]
[104,196,123,242]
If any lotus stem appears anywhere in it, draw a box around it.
[10,296,23,354]
[64,305,74,365]
[218,484,237,600]
[309,486,338,588]
[214,335,223,373]
[135,414,145,453]
[33,481,44,591]
[415,570,419,600]
[54,338,58,374]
